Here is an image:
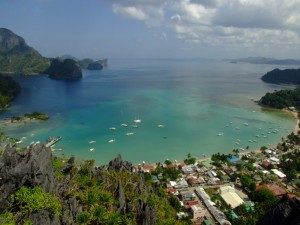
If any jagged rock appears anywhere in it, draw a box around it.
[47,58,82,80]
[60,156,75,174]
[26,209,60,225]
[116,179,126,214]
[136,199,157,225]
[61,196,82,225]
[257,195,300,225]
[0,143,54,211]
[108,154,134,172]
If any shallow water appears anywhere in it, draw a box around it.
[0,59,296,164]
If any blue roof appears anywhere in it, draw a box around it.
[227,155,242,163]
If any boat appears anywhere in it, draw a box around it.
[89,140,96,144]
[235,142,240,145]
[132,125,139,128]
[15,140,23,144]
[108,139,115,143]
[157,124,165,128]
[125,132,134,136]
[121,123,128,127]
[217,133,223,136]
[244,123,249,126]
[46,136,62,147]
[109,127,117,131]
[133,119,141,123]
[89,148,95,152]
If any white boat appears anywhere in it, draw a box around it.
[108,139,115,143]
[121,123,128,127]
[89,140,96,144]
[89,148,95,152]
[109,127,117,131]
[132,125,139,128]
[236,139,241,142]
[217,133,223,136]
[133,119,141,123]
[16,140,23,144]
[125,132,134,136]
[235,142,240,145]
[157,124,165,128]
[244,123,249,126]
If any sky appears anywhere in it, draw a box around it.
[1,0,300,59]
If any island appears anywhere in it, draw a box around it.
[46,58,82,80]
[261,68,300,84]
[2,112,49,125]
[0,73,21,110]
[259,88,300,109]
[0,28,107,80]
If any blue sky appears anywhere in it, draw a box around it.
[1,0,300,59]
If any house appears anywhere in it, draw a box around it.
[261,161,271,169]
[221,175,231,183]
[183,200,200,209]
[167,187,179,195]
[180,190,196,201]
[256,183,286,197]
[181,165,195,174]
[191,205,207,220]
[176,179,189,189]
[271,169,286,179]
[227,155,242,164]
[142,163,156,172]
[187,176,205,186]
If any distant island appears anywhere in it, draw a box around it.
[0,28,107,80]
[259,88,300,109]
[0,73,21,110]
[228,57,300,65]
[261,68,300,84]
[46,58,82,80]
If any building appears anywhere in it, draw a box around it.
[227,155,242,164]
[271,169,286,179]
[220,186,244,209]
[256,183,286,197]
[191,205,207,220]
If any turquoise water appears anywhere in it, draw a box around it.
[0,59,296,164]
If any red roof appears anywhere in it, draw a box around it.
[183,200,200,209]
[256,183,286,197]
[262,161,271,168]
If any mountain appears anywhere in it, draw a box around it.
[0,28,50,74]
[0,74,21,110]
[46,58,82,80]
[228,57,300,65]
[77,58,94,68]
[261,68,300,84]
[0,144,180,225]
[257,195,300,225]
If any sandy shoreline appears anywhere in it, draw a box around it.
[193,109,299,165]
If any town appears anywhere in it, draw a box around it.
[133,118,300,225]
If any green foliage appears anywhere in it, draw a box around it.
[260,88,300,109]
[0,212,15,225]
[0,74,21,109]
[184,153,196,165]
[13,186,61,216]
[23,112,49,120]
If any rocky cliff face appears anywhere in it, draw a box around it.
[0,28,50,74]
[0,143,55,211]
[0,148,160,225]
[257,195,300,225]
[47,58,82,80]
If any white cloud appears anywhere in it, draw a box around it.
[109,0,300,56]
[113,4,148,20]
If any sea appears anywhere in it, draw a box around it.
[0,59,297,165]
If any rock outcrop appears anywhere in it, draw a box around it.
[136,199,157,225]
[0,143,55,211]
[107,154,134,172]
[0,28,50,74]
[261,68,300,84]
[47,58,82,80]
[257,195,300,225]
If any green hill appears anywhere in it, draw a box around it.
[0,28,50,74]
[0,73,21,110]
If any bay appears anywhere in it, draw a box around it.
[0,59,296,164]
